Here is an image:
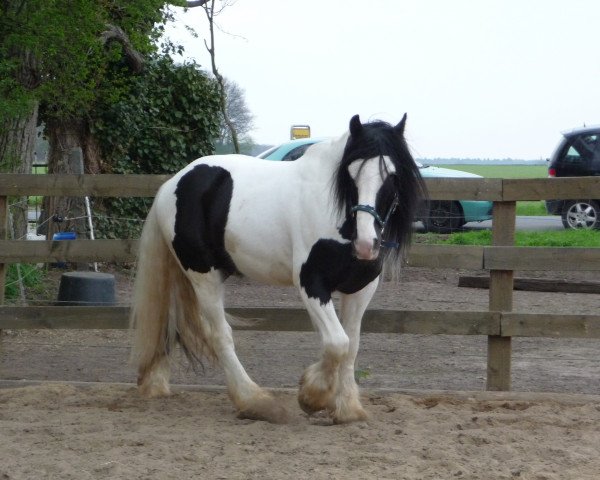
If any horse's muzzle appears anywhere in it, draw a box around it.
[352,238,380,261]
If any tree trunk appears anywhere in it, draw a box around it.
[41,119,88,240]
[0,101,39,240]
[80,122,103,174]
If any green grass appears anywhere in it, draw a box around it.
[29,166,47,206]
[516,201,547,216]
[435,164,548,179]
[434,164,550,216]
[418,229,600,247]
[4,264,46,300]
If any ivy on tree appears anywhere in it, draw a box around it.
[91,55,221,238]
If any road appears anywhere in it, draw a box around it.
[414,216,564,233]
[465,215,563,232]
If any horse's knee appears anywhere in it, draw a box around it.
[204,323,235,358]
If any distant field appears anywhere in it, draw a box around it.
[433,164,547,179]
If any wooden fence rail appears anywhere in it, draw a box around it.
[1,174,599,392]
[2,306,600,338]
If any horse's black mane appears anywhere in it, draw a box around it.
[333,117,427,263]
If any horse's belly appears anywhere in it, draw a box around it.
[224,232,292,285]
[230,251,294,286]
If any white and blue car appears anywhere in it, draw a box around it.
[257,138,493,233]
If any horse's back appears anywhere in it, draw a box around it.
[153,154,306,285]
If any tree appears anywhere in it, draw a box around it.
[39,2,175,239]
[200,0,241,153]
[215,78,255,153]
[0,0,180,238]
[0,0,232,239]
[0,1,66,237]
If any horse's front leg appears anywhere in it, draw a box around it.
[334,277,380,423]
[297,291,349,417]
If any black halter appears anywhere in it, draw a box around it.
[350,195,400,249]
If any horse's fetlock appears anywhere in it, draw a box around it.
[325,335,350,363]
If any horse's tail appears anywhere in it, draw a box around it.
[130,201,214,384]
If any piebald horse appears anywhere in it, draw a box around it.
[131,114,425,423]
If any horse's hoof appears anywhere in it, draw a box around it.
[236,393,290,424]
[297,393,326,415]
[298,374,334,415]
[332,406,369,424]
[237,405,289,424]
[138,383,171,398]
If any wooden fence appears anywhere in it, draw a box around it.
[1,174,600,391]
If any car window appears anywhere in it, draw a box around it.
[281,144,312,161]
[563,134,600,165]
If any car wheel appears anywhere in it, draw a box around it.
[561,200,600,229]
[423,201,463,233]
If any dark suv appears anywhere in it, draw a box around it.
[545,126,600,229]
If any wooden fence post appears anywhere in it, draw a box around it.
[487,200,516,390]
[0,195,7,337]
[0,195,7,304]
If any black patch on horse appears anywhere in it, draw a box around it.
[172,164,238,276]
[299,239,382,305]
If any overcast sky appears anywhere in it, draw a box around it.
[165,0,600,160]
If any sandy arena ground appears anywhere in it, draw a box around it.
[1,267,599,479]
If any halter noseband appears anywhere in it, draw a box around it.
[350,195,400,249]
[350,204,385,227]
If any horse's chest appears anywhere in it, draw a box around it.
[299,239,381,304]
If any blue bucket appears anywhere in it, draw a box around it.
[52,232,77,241]
[51,231,77,268]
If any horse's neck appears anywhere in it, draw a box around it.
[295,133,348,179]
[287,135,348,227]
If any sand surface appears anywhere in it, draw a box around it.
[1,266,599,479]
[1,383,600,480]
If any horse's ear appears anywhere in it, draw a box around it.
[349,114,362,137]
[394,113,407,135]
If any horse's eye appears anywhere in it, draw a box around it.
[386,173,399,184]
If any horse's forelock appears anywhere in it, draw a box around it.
[333,120,417,211]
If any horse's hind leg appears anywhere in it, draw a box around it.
[188,271,289,424]
[137,351,171,398]
[130,210,174,398]
[134,291,173,397]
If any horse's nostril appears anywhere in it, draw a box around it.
[373,237,381,250]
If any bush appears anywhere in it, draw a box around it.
[91,56,221,238]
